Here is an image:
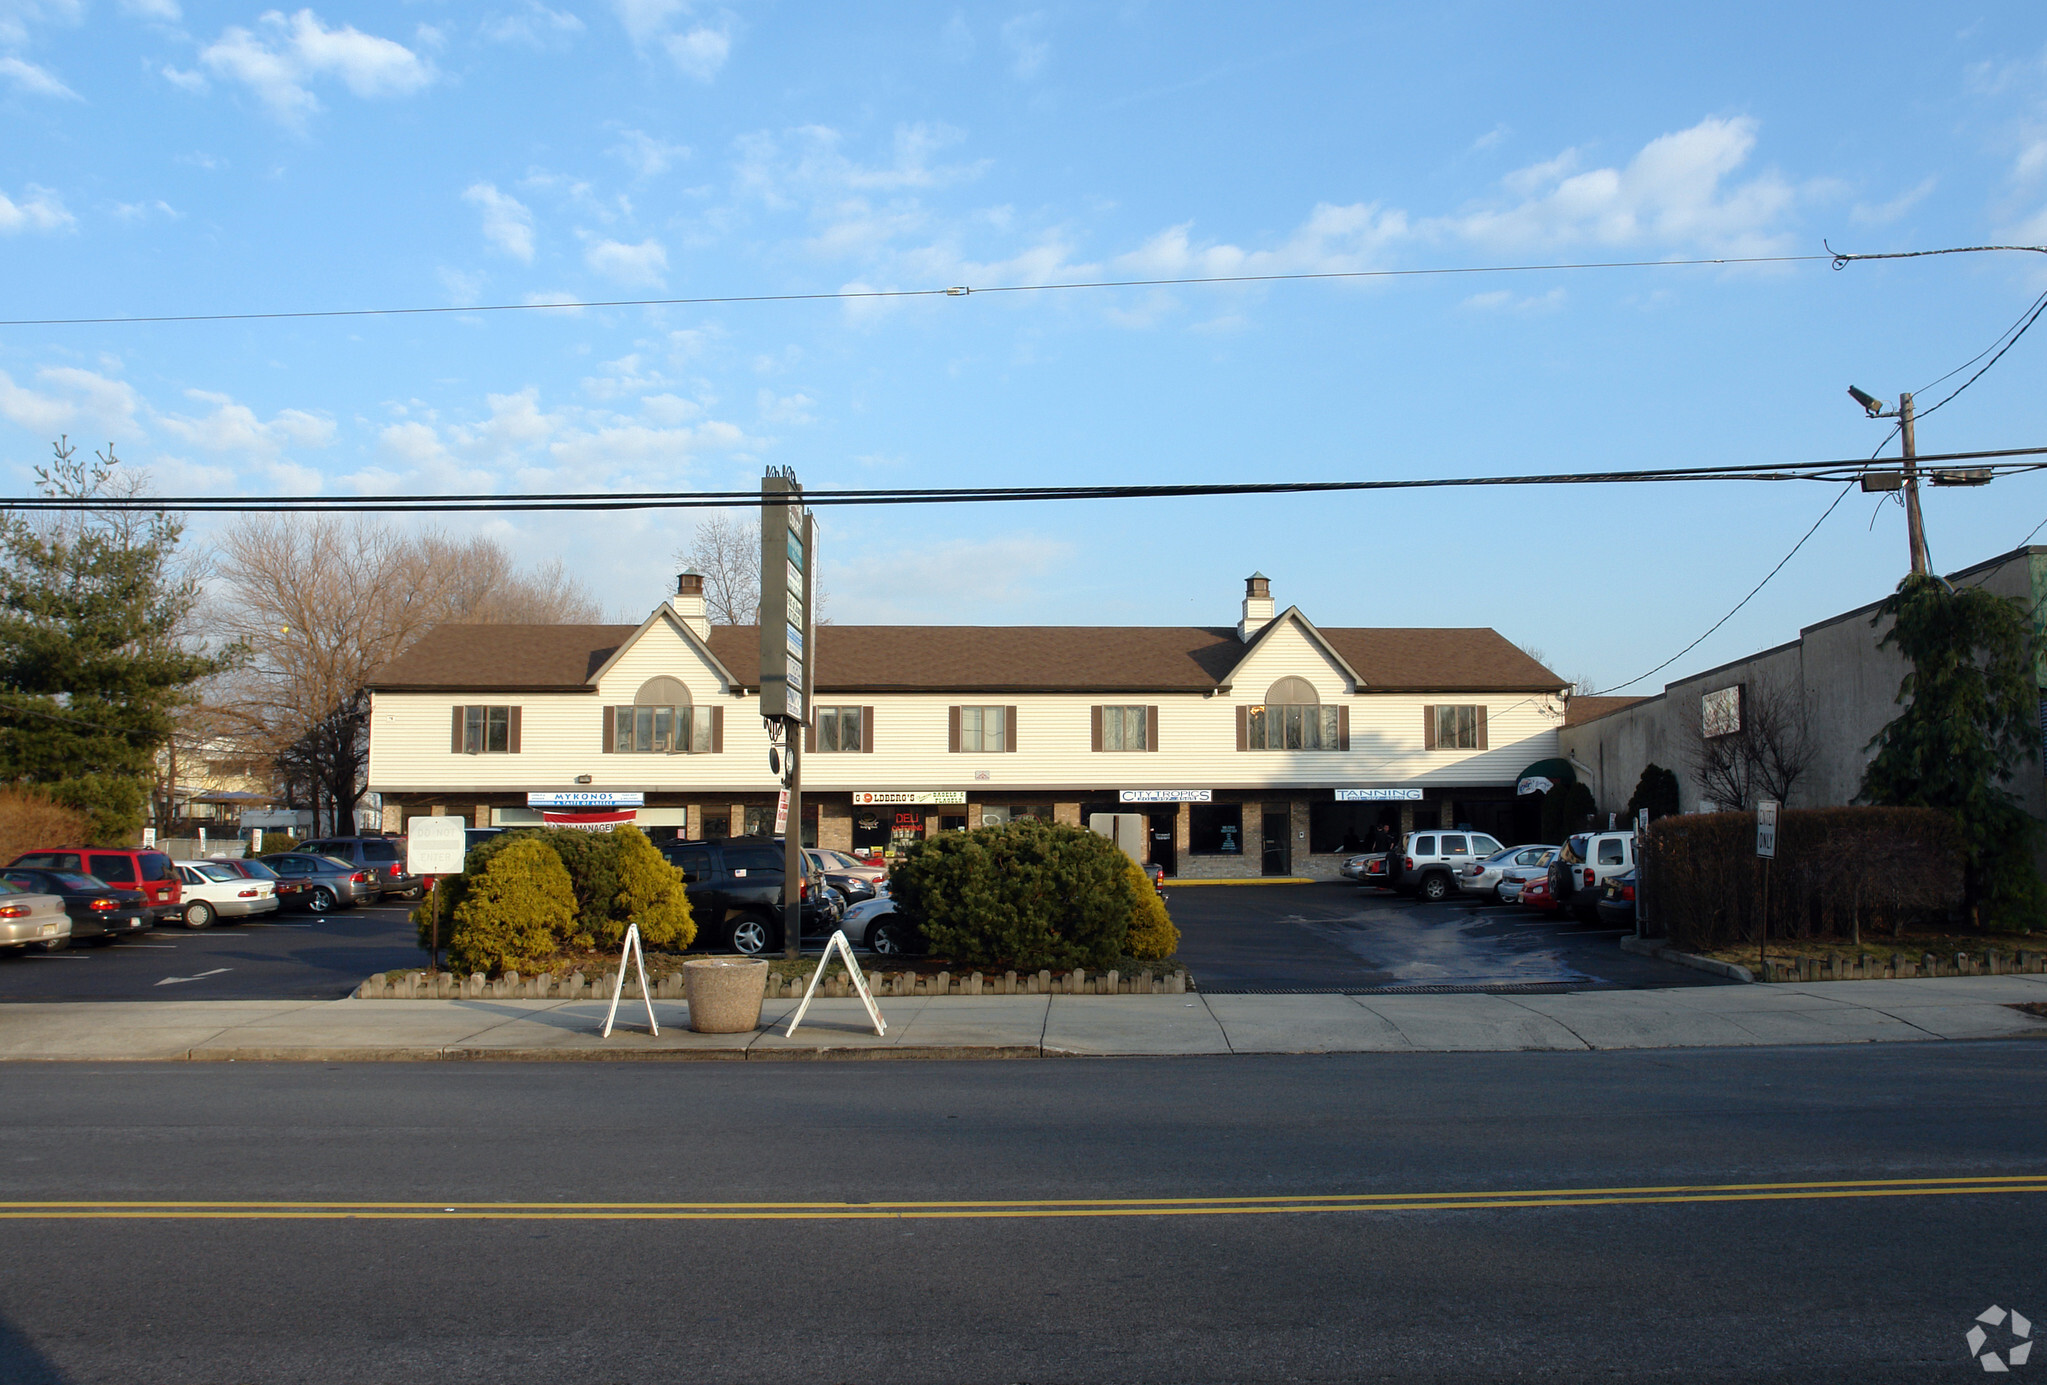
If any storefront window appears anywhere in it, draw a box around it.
[1190,803,1243,855]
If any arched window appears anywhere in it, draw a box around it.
[614,677,709,753]
[1246,676,1341,751]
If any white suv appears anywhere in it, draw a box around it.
[1391,830,1505,902]
[1550,831,1636,920]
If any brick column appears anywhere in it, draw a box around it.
[1439,798,1455,828]
[1241,802,1264,871]
[475,803,490,831]
[1175,803,1191,859]
[685,804,702,840]
[1053,802,1080,827]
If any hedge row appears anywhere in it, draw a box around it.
[1643,806,1963,952]
[411,825,694,975]
[888,817,1179,971]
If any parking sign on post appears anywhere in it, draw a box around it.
[1755,800,1779,859]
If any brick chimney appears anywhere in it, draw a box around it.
[1238,572,1274,642]
[670,572,711,640]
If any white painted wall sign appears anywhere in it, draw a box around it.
[1118,789,1211,803]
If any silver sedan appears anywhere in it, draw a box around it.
[0,879,72,952]
[1458,845,1558,902]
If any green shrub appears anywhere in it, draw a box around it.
[413,828,532,951]
[445,836,575,975]
[1626,765,1682,822]
[1122,857,1179,960]
[607,825,694,950]
[1541,781,1596,842]
[889,817,1134,971]
[1644,806,1964,952]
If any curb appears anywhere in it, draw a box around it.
[1167,878,1316,887]
[142,1044,1051,1063]
[1619,935,1756,984]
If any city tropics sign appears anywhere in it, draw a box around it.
[1118,789,1211,803]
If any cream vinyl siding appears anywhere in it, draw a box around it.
[366,603,1560,794]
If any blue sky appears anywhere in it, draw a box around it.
[3,2,2046,694]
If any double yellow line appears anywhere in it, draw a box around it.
[2,1175,2043,1220]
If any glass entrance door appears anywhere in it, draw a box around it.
[1260,803,1290,876]
[1148,812,1176,877]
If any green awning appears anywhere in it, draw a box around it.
[1516,758,1575,795]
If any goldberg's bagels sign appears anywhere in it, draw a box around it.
[852,790,968,805]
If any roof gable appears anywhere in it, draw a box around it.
[1220,607,1363,693]
[588,605,738,693]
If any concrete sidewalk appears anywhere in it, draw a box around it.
[2,974,2045,1060]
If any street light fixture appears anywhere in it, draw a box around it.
[1847,385,1928,575]
[1846,385,1886,417]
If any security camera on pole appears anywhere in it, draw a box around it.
[759,468,816,962]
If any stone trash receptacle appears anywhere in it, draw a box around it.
[684,959,769,1033]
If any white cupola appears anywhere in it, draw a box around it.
[1238,572,1274,642]
[670,572,712,641]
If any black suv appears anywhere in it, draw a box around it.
[298,836,420,900]
[660,836,830,955]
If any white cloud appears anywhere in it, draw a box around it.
[1460,286,1566,313]
[119,0,180,20]
[0,55,77,98]
[665,25,728,80]
[1000,11,1048,78]
[584,236,668,286]
[1436,116,1797,256]
[0,0,82,48]
[463,182,535,262]
[756,388,814,425]
[0,366,142,436]
[941,11,972,61]
[161,65,208,92]
[834,533,1073,620]
[200,9,436,125]
[482,1,583,48]
[610,128,689,178]
[1470,124,1509,153]
[612,0,731,80]
[1117,201,1410,279]
[159,390,337,459]
[0,184,73,232]
[1851,177,1935,226]
[112,199,178,220]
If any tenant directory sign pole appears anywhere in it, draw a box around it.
[761,469,816,961]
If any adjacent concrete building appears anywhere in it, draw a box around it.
[1559,546,2047,829]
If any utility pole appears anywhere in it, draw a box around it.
[1898,391,1930,576]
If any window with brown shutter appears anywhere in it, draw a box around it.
[1337,705,1349,751]
[1427,704,1483,750]
[1423,705,1438,750]
[948,706,962,752]
[601,706,615,752]
[507,706,522,754]
[1005,706,1017,752]
[451,706,464,753]
[455,705,518,754]
[1090,706,1103,752]
[1236,704,1249,751]
[1147,705,1159,752]
[1477,706,1488,750]
[710,705,724,752]
[952,706,1009,752]
[861,706,874,752]
[1094,705,1151,751]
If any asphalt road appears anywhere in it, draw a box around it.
[1171,881,1723,992]
[1,1042,2042,1383]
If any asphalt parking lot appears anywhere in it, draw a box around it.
[1169,880,1727,993]
[0,882,1721,1002]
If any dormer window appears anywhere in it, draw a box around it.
[1240,677,1347,751]
[610,676,715,753]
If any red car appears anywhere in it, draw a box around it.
[8,847,181,924]
[1518,872,1563,913]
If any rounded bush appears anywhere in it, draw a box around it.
[609,825,695,950]
[1122,858,1179,961]
[890,817,1134,971]
[445,836,574,975]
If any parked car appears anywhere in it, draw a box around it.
[807,848,889,889]
[204,857,311,910]
[258,853,377,912]
[6,847,181,924]
[173,860,280,928]
[1596,868,1639,931]
[297,836,419,900]
[659,836,830,955]
[1388,830,1507,902]
[1,867,146,944]
[839,896,924,956]
[1549,831,1637,922]
[806,849,881,905]
[0,875,80,951]
[1518,871,1563,913]
[1497,847,1559,905]
[1459,844,1559,903]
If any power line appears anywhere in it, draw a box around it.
[1827,241,2047,269]
[2,444,2039,515]
[1915,289,2047,424]
[0,253,1833,329]
[1591,482,1859,697]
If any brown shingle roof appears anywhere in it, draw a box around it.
[1564,694,1648,726]
[369,620,1566,694]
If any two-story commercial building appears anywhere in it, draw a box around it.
[365,574,1568,879]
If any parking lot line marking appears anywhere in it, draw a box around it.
[3,1176,2042,1221]
[154,968,232,987]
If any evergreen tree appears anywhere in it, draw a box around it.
[1858,572,2041,928]
[0,440,234,842]
[1627,764,1682,821]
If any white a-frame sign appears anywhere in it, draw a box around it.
[600,922,659,1038]
[784,929,887,1038]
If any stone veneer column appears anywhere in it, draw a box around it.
[685,804,702,840]
[1291,800,1311,865]
[476,803,491,831]
[1053,803,1080,827]
[1399,803,1414,834]
[1241,802,1264,872]
[1439,799,1455,828]
[818,799,852,851]
[1175,803,1191,866]
[730,804,746,836]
